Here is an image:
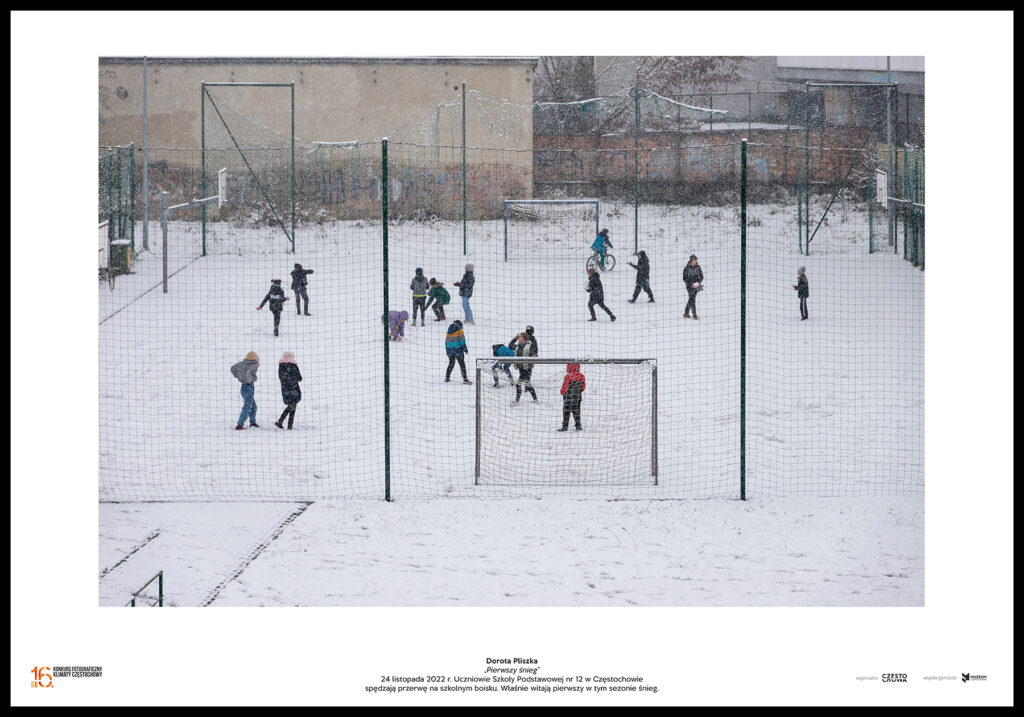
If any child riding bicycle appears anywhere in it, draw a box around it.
[591,228,613,270]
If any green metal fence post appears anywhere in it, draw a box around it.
[634,84,639,254]
[867,154,874,253]
[128,143,135,252]
[201,83,207,257]
[915,151,923,270]
[797,157,803,254]
[462,81,467,256]
[804,83,810,256]
[740,139,747,501]
[382,139,391,503]
[106,150,114,267]
[291,82,296,254]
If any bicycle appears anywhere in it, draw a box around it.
[585,250,615,272]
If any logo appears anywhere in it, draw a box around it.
[30,667,53,688]
[881,673,908,683]
[30,665,104,686]
[962,673,987,682]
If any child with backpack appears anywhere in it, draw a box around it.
[490,342,515,387]
[257,278,290,336]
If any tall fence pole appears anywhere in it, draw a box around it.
[462,81,467,256]
[382,139,391,503]
[200,83,207,257]
[740,139,747,501]
[106,151,114,269]
[142,57,149,252]
[886,84,894,252]
[128,143,135,252]
[633,84,639,254]
[291,82,296,253]
[803,83,810,256]
[161,191,168,293]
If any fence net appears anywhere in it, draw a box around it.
[98,84,923,501]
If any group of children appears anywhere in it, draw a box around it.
[256,263,314,337]
[594,230,809,321]
[237,232,808,433]
[236,263,314,430]
[230,349,303,431]
[382,264,476,342]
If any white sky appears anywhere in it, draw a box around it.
[10,10,1015,707]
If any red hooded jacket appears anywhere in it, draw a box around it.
[560,363,586,398]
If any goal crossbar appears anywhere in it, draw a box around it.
[474,358,658,486]
[503,199,600,262]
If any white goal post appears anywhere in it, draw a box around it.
[474,358,658,491]
[503,199,600,262]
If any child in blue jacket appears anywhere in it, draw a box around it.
[591,228,613,269]
[490,342,515,387]
[444,320,472,384]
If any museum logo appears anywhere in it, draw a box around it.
[962,673,987,682]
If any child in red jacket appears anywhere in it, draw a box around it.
[558,363,586,431]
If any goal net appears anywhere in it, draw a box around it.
[474,358,657,497]
[503,199,599,262]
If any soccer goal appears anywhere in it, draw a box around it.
[474,358,657,495]
[503,199,600,262]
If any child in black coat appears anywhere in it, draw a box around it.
[275,351,302,429]
[258,279,290,336]
[792,266,809,320]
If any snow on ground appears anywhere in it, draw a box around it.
[99,495,923,607]
[98,201,924,605]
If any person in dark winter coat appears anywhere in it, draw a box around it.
[586,268,616,322]
[444,320,471,384]
[792,266,809,320]
[274,351,302,429]
[491,342,515,387]
[508,328,539,394]
[425,279,451,322]
[290,264,314,316]
[381,310,410,341]
[509,325,539,355]
[511,332,538,402]
[453,263,476,324]
[257,279,290,336]
[683,254,704,319]
[558,363,586,431]
[230,351,260,429]
[410,268,430,326]
[525,325,539,354]
[627,250,654,303]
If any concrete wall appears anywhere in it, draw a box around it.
[99,57,537,151]
[100,58,538,220]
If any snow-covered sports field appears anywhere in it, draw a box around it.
[98,201,924,606]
